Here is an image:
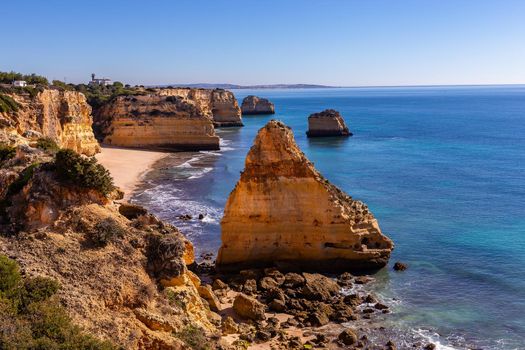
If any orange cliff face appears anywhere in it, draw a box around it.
[94,94,220,151]
[156,88,243,127]
[216,120,394,272]
[0,88,100,156]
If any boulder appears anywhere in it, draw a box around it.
[233,293,266,321]
[197,284,221,311]
[306,109,352,137]
[301,273,339,301]
[393,261,408,271]
[118,203,148,219]
[216,120,393,272]
[338,329,358,345]
[241,95,275,115]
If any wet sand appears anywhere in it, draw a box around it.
[95,146,168,199]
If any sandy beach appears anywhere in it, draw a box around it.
[95,146,168,199]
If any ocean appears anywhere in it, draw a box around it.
[132,86,525,349]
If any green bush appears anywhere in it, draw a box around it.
[0,255,116,349]
[92,218,126,247]
[0,71,48,86]
[0,94,20,113]
[175,325,210,350]
[36,137,60,153]
[0,144,16,163]
[54,149,114,196]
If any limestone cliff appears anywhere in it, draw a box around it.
[0,147,221,349]
[306,109,352,137]
[157,88,242,127]
[95,94,220,151]
[241,95,275,115]
[0,88,100,155]
[217,120,393,272]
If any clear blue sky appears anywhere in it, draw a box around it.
[3,0,525,86]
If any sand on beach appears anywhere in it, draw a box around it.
[95,146,168,199]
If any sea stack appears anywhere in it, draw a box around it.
[241,95,275,115]
[306,109,352,137]
[217,120,393,272]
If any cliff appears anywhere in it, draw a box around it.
[0,146,221,349]
[0,88,100,155]
[306,109,352,137]
[95,94,220,151]
[217,120,393,272]
[157,88,243,127]
[241,95,275,115]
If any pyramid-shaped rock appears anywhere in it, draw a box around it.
[217,120,393,272]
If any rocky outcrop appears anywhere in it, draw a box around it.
[0,146,220,349]
[0,88,100,155]
[157,88,243,127]
[217,120,393,272]
[95,94,220,151]
[241,95,275,115]
[306,109,352,137]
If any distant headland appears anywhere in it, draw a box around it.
[154,83,338,89]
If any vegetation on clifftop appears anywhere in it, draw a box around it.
[0,255,116,349]
[54,149,115,196]
[0,71,48,86]
[0,93,20,113]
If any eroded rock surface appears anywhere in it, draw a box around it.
[0,88,100,155]
[157,88,243,127]
[306,109,352,137]
[217,120,393,272]
[241,95,275,115]
[95,94,220,151]
[0,147,220,349]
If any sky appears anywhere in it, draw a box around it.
[2,0,525,86]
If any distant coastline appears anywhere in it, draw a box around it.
[153,83,338,89]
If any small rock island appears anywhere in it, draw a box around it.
[217,120,393,272]
[241,95,275,115]
[306,109,352,137]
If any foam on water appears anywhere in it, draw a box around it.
[132,86,525,349]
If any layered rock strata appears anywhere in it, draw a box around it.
[95,94,220,151]
[0,88,100,155]
[241,95,275,115]
[157,88,243,127]
[217,120,393,272]
[306,109,352,137]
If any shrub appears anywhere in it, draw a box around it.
[147,234,185,279]
[36,137,60,153]
[92,218,126,247]
[0,94,20,113]
[0,144,16,163]
[54,149,114,196]
[175,325,210,350]
[0,255,116,349]
[0,255,21,302]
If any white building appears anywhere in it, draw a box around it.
[89,73,112,86]
[12,80,27,87]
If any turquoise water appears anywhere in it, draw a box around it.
[133,86,525,349]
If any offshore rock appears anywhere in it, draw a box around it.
[0,88,100,155]
[217,120,393,272]
[157,87,243,127]
[95,94,220,151]
[241,95,275,115]
[306,109,352,137]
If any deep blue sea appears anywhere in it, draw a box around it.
[133,86,525,349]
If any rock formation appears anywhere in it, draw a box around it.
[241,95,275,115]
[0,145,221,349]
[95,94,220,151]
[306,109,352,137]
[0,88,100,155]
[217,120,393,272]
[157,88,243,127]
